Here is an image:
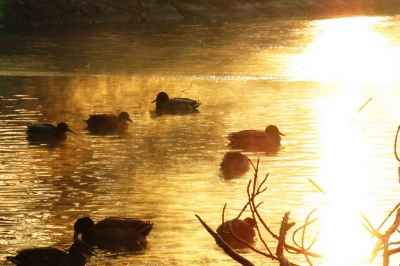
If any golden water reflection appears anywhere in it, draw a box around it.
[1,16,400,265]
[289,16,400,83]
[311,88,383,265]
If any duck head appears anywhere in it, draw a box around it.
[118,112,133,122]
[74,217,95,241]
[152,92,169,104]
[243,217,257,228]
[265,125,286,139]
[57,122,75,133]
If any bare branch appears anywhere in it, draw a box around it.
[377,202,400,232]
[308,179,325,194]
[182,83,192,93]
[395,125,400,162]
[301,208,318,266]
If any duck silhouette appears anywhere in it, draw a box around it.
[6,241,95,266]
[216,217,257,249]
[152,92,201,114]
[73,217,153,250]
[228,125,285,152]
[83,112,133,134]
[26,122,75,143]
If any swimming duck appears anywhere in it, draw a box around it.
[152,92,201,114]
[228,125,285,152]
[73,217,153,249]
[220,152,250,179]
[26,122,75,143]
[216,217,257,249]
[6,241,95,266]
[83,112,133,134]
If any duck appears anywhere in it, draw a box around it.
[152,92,201,114]
[220,152,250,179]
[216,217,257,249]
[228,125,285,152]
[6,241,95,266]
[26,122,75,143]
[73,217,153,250]
[83,112,133,134]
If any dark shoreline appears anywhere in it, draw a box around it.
[1,0,400,28]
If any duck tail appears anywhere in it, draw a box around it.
[137,222,154,237]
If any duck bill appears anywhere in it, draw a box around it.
[151,98,157,103]
[68,128,75,133]
[128,118,133,123]
[279,131,285,136]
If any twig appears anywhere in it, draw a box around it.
[301,208,317,266]
[368,208,400,264]
[395,126,400,162]
[195,214,255,266]
[246,167,274,257]
[276,212,295,266]
[308,179,325,194]
[360,211,382,238]
[182,83,192,93]
[377,202,400,232]
[292,217,319,249]
[351,97,372,123]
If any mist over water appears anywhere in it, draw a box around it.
[0,16,400,265]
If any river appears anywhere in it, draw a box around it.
[0,15,400,265]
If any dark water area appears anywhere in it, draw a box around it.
[0,16,400,265]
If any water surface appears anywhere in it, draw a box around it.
[1,16,400,265]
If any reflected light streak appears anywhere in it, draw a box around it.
[289,17,399,83]
[312,88,376,265]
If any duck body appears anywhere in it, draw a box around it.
[73,217,153,250]
[228,125,285,152]
[152,92,201,114]
[26,122,74,143]
[220,152,250,179]
[216,217,257,249]
[6,241,94,266]
[83,112,133,134]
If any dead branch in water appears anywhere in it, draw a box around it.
[196,159,324,265]
[365,205,400,265]
[182,83,192,93]
[276,212,296,266]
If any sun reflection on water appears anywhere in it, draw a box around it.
[288,16,400,84]
[310,88,378,265]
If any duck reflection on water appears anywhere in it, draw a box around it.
[220,152,250,179]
